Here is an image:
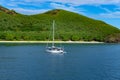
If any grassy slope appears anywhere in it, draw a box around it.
[0,7,120,42]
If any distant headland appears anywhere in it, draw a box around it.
[0,5,120,43]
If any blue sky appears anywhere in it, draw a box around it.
[0,0,120,29]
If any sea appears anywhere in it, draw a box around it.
[0,43,120,80]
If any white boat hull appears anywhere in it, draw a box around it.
[46,49,64,54]
[46,47,65,54]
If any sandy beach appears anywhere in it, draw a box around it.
[0,41,104,43]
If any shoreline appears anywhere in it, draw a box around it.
[0,41,104,43]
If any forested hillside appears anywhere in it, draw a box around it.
[0,6,120,42]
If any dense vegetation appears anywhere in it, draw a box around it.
[0,6,120,42]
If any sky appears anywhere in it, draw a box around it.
[0,0,120,29]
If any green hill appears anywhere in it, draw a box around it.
[0,6,120,42]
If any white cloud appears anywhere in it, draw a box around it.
[100,11,120,18]
[4,0,120,6]
[50,3,85,14]
[97,5,120,18]
[15,0,50,3]
[19,0,120,5]
[51,0,120,6]
[12,8,50,15]
[98,5,112,13]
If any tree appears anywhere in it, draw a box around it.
[71,35,79,41]
[5,33,14,40]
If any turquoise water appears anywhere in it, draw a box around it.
[0,43,120,80]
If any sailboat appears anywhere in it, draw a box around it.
[46,20,65,54]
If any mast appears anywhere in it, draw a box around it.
[52,20,55,47]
